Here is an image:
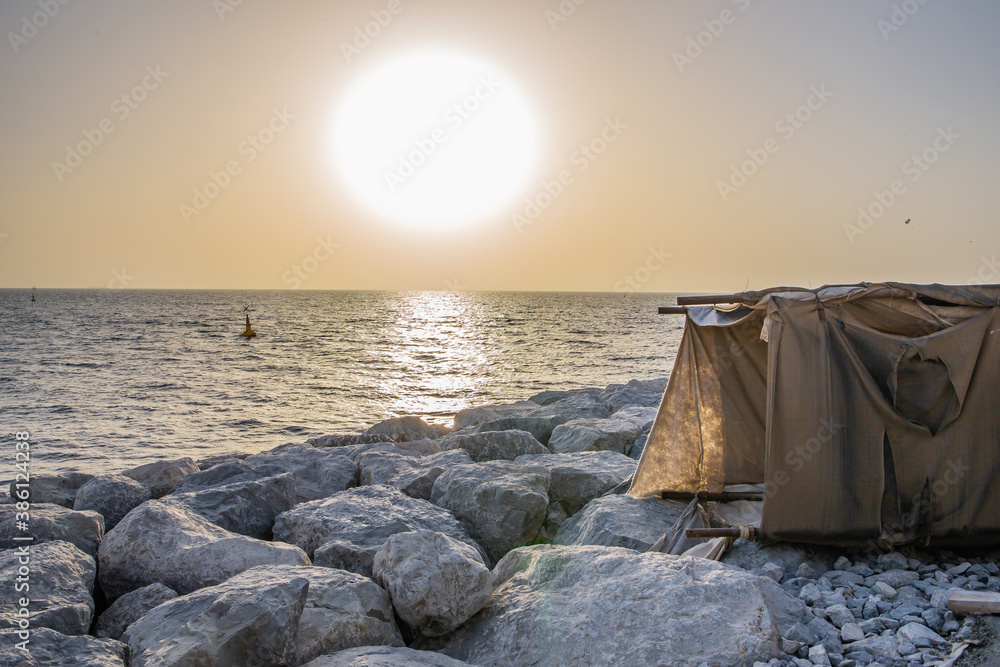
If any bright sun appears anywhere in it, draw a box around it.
[333,52,540,231]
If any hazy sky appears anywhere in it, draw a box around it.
[2,0,998,292]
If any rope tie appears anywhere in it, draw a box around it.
[738,524,751,540]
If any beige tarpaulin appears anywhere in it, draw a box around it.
[630,283,1000,548]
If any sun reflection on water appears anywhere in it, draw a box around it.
[371,291,499,421]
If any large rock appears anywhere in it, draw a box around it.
[0,503,104,558]
[122,567,310,667]
[365,416,437,442]
[439,430,548,462]
[352,440,441,460]
[195,452,250,470]
[123,457,200,498]
[73,474,150,530]
[275,485,484,576]
[0,541,95,635]
[246,444,359,503]
[162,472,296,539]
[0,627,126,666]
[264,565,403,665]
[598,384,663,411]
[98,500,309,599]
[518,451,636,516]
[430,461,550,564]
[553,494,687,552]
[439,545,807,667]
[96,583,177,640]
[470,415,567,446]
[7,472,93,508]
[721,539,840,577]
[547,416,645,455]
[304,646,476,666]
[373,530,492,636]
[528,388,598,406]
[452,402,538,431]
[607,406,659,431]
[170,459,266,492]
[307,433,397,448]
[526,392,613,422]
[357,450,472,500]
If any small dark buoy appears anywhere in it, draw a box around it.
[240,303,257,338]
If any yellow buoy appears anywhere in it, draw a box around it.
[241,314,257,338]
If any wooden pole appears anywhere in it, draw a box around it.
[676,293,754,306]
[685,526,759,540]
[947,591,1000,613]
[662,491,764,502]
[657,306,688,315]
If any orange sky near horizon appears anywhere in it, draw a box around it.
[1,0,999,292]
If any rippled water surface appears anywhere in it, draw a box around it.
[0,290,683,474]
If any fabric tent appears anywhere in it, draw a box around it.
[629,283,1000,548]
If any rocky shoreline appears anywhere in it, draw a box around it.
[1,377,998,666]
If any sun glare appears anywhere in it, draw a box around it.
[333,51,540,231]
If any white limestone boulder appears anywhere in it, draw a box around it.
[7,471,93,508]
[0,627,126,666]
[0,503,104,558]
[357,450,472,500]
[430,461,550,564]
[302,646,476,666]
[245,444,359,503]
[96,583,177,640]
[517,451,636,516]
[553,494,687,552]
[98,500,309,599]
[73,474,150,530]
[438,545,808,667]
[438,430,549,462]
[372,530,492,636]
[0,540,95,635]
[364,416,437,442]
[274,485,484,577]
[122,567,310,667]
[267,565,403,664]
[123,457,200,498]
[547,416,645,455]
[452,401,538,431]
[162,472,296,539]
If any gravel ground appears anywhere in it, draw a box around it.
[954,616,1000,667]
